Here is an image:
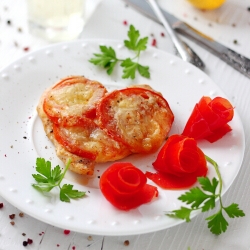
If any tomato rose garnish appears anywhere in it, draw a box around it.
[43,76,107,124]
[96,87,174,154]
[100,162,158,210]
[182,96,234,142]
[145,134,208,189]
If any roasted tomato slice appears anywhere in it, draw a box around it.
[43,76,107,124]
[96,87,174,154]
[53,117,131,162]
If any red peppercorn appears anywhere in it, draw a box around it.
[64,230,70,235]
[0,203,3,208]
[23,47,30,52]
[27,238,33,244]
[9,214,15,219]
[123,20,128,25]
[151,38,157,47]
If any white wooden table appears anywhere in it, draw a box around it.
[1,0,250,249]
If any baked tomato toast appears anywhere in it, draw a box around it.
[37,76,174,175]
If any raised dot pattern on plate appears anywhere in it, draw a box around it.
[87,220,96,225]
[28,56,35,62]
[65,216,74,220]
[13,64,21,70]
[9,188,17,193]
[1,73,8,79]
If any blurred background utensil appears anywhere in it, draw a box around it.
[125,0,250,79]
[146,0,205,70]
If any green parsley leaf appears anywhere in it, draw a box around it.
[167,206,192,222]
[166,155,245,235]
[201,197,216,212]
[198,177,219,194]
[32,183,56,193]
[124,25,140,50]
[179,187,211,209]
[32,158,85,202]
[60,184,86,202]
[137,64,150,78]
[224,203,245,218]
[35,158,52,179]
[89,46,118,75]
[206,211,228,235]
[51,165,63,182]
[89,25,150,79]
[124,25,148,51]
[121,58,138,79]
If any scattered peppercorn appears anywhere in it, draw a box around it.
[23,47,30,52]
[151,38,157,47]
[9,214,15,219]
[7,20,11,25]
[10,221,15,226]
[247,7,250,11]
[19,212,24,217]
[233,39,238,44]
[123,20,128,25]
[0,203,3,208]
[124,240,130,246]
[87,236,93,241]
[23,241,28,246]
[22,233,26,236]
[160,32,165,37]
[64,229,70,235]
[27,238,33,244]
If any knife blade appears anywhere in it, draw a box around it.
[123,0,250,79]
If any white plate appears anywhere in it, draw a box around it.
[0,40,245,236]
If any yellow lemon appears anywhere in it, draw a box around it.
[187,0,226,10]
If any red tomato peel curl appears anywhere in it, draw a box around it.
[182,96,234,142]
[100,162,158,210]
[146,135,208,189]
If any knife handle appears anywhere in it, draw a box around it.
[174,22,250,78]
[221,49,250,78]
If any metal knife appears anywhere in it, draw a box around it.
[123,0,250,79]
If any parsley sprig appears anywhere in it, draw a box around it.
[89,25,150,79]
[32,158,85,202]
[167,155,245,235]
